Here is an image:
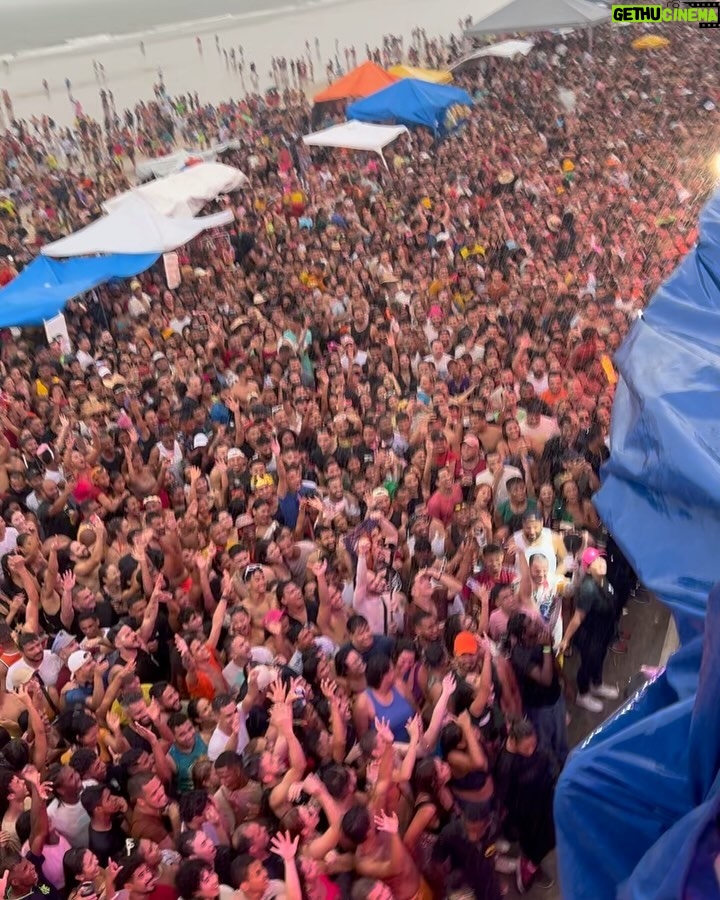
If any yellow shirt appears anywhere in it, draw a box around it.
[111,683,153,725]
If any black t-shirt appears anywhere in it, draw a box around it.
[125,611,173,671]
[108,647,163,685]
[25,851,63,900]
[510,643,561,709]
[339,635,395,664]
[98,449,124,476]
[432,820,502,900]
[576,575,617,642]
[89,818,126,865]
[38,498,78,539]
[71,599,116,638]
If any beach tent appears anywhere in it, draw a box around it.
[0,253,157,327]
[556,189,720,898]
[135,141,241,180]
[388,65,453,84]
[42,194,233,258]
[450,39,535,70]
[105,162,248,219]
[464,0,610,37]
[302,121,408,166]
[347,80,473,133]
[313,61,398,104]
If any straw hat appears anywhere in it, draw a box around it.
[103,373,126,391]
[497,170,515,185]
[230,316,250,332]
[80,398,109,419]
[253,293,268,306]
[546,215,562,233]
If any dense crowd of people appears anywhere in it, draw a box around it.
[0,18,716,900]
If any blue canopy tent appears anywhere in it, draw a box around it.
[0,253,158,327]
[555,190,720,898]
[347,79,472,133]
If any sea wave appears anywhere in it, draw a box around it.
[1,0,343,63]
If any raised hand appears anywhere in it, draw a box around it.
[133,722,158,745]
[406,713,423,744]
[105,711,121,734]
[309,558,327,579]
[267,679,289,707]
[287,782,305,804]
[60,570,76,593]
[270,831,299,861]
[440,672,457,697]
[373,716,393,746]
[221,570,234,598]
[374,811,399,834]
[302,773,323,796]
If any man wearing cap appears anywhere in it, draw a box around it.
[60,650,103,710]
[455,433,486,491]
[559,548,620,713]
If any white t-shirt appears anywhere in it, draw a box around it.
[234,881,286,900]
[48,799,90,847]
[76,349,96,372]
[475,465,523,506]
[207,705,249,761]
[527,373,549,395]
[0,526,18,558]
[6,650,63,691]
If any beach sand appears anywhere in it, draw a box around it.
[0,0,507,127]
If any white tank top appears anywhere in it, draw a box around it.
[514,527,557,581]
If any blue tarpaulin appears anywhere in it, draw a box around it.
[347,79,473,132]
[555,190,720,898]
[0,253,159,327]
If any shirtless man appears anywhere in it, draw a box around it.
[312,559,350,646]
[342,809,422,900]
[242,565,277,646]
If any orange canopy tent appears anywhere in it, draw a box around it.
[313,61,398,104]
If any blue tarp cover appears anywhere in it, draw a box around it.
[0,253,159,327]
[347,79,473,132]
[555,190,720,899]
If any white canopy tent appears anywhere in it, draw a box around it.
[303,121,408,167]
[41,194,234,258]
[465,0,609,37]
[135,142,241,180]
[450,39,535,70]
[105,162,248,219]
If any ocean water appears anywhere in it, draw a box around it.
[0,0,493,125]
[0,0,346,56]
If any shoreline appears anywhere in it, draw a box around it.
[0,0,496,127]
